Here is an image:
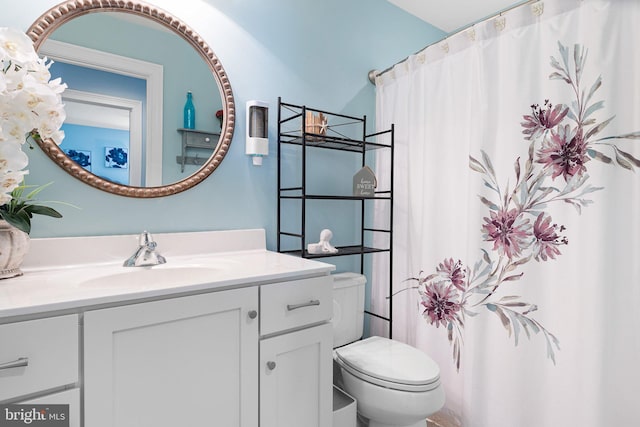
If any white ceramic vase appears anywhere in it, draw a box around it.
[0,220,30,279]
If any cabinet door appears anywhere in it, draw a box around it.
[84,287,259,427]
[260,323,333,427]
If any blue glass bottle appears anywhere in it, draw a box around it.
[183,91,196,129]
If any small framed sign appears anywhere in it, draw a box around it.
[353,166,377,196]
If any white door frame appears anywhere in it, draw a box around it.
[40,38,163,186]
[63,89,143,186]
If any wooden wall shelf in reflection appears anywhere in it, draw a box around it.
[176,128,220,172]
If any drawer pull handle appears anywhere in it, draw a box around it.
[248,310,258,319]
[0,357,29,370]
[267,361,276,371]
[286,300,320,311]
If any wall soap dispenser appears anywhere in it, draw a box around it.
[246,100,269,165]
[184,91,196,129]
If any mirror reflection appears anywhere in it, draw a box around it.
[40,11,223,187]
[28,1,235,197]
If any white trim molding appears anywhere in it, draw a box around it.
[40,39,163,187]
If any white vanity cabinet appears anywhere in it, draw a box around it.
[259,276,334,427]
[83,286,259,427]
[0,315,80,427]
[1,229,336,427]
[83,275,333,427]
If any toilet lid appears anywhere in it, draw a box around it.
[334,336,440,391]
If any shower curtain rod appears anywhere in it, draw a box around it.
[368,0,538,84]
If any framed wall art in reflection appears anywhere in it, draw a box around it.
[105,147,128,169]
[65,148,92,172]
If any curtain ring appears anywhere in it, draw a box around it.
[531,2,544,17]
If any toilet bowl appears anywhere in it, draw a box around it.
[332,273,445,427]
[335,336,445,427]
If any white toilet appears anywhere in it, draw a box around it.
[332,273,445,427]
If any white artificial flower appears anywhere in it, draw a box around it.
[0,28,39,64]
[0,27,66,207]
[0,169,28,194]
[0,139,29,173]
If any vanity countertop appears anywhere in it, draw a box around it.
[0,229,335,321]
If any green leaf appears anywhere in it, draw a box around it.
[492,306,512,336]
[508,311,522,345]
[0,212,31,234]
[615,147,640,168]
[481,249,492,265]
[524,142,534,174]
[614,151,634,171]
[469,155,487,174]
[549,56,564,72]
[484,180,498,193]
[24,182,54,200]
[585,116,615,140]
[587,149,613,164]
[511,255,532,267]
[549,72,570,83]
[585,75,602,104]
[499,295,522,302]
[529,187,555,208]
[479,196,498,210]
[27,205,63,218]
[579,184,604,196]
[564,198,582,215]
[502,301,528,307]
[503,272,524,282]
[597,131,640,141]
[557,42,570,73]
[481,150,496,179]
[574,43,587,81]
[583,100,604,120]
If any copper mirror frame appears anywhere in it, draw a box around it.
[27,0,235,198]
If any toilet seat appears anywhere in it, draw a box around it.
[334,336,441,392]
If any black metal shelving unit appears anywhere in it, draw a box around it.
[276,97,395,338]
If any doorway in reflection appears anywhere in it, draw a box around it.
[51,62,146,186]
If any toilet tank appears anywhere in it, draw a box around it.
[332,272,366,348]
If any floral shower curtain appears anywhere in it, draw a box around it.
[373,1,640,426]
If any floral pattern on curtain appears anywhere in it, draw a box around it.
[374,1,640,426]
[408,40,640,371]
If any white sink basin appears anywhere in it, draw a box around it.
[79,266,222,289]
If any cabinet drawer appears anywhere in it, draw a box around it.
[183,130,218,148]
[261,276,332,335]
[0,315,79,401]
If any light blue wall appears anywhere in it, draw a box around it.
[5,0,444,251]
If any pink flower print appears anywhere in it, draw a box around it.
[537,124,589,180]
[437,258,466,291]
[420,281,462,328]
[521,100,569,140]
[532,213,568,261]
[482,208,531,259]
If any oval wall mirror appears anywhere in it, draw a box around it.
[27,0,235,198]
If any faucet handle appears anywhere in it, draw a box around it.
[123,231,165,267]
[140,231,164,263]
[139,230,154,247]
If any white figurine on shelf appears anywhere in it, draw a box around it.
[307,229,339,254]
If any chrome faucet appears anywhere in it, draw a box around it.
[123,231,167,267]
